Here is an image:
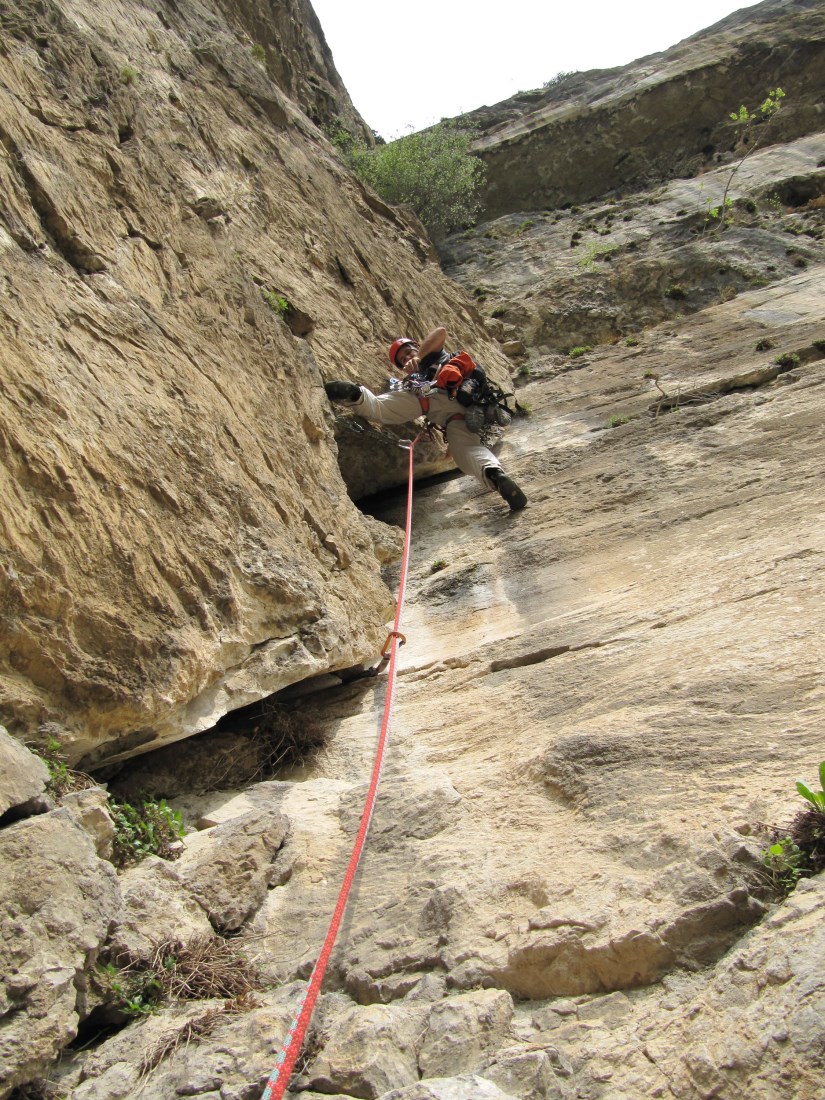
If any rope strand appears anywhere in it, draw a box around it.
[260,432,423,1100]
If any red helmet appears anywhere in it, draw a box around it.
[388,337,418,368]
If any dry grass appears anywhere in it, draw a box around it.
[148,935,261,1001]
[138,992,259,1077]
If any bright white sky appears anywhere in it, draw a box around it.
[310,0,761,139]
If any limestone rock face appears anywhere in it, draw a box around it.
[3,2,825,1099]
[464,0,825,218]
[0,0,512,765]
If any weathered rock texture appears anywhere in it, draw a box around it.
[2,1,825,1099]
[465,0,825,219]
[0,0,510,766]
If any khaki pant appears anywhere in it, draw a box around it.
[354,387,502,489]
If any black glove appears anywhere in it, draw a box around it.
[456,378,479,407]
[325,381,361,403]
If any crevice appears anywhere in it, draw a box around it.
[489,638,611,674]
[335,256,353,285]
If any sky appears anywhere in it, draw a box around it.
[310,0,762,140]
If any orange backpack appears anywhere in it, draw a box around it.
[434,350,476,392]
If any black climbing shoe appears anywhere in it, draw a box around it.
[486,467,527,512]
[324,380,361,403]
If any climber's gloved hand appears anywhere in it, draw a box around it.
[324,380,362,403]
[456,378,479,407]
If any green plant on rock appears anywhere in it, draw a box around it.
[41,736,71,795]
[773,352,800,369]
[568,345,593,358]
[262,289,290,318]
[324,121,358,158]
[577,239,616,271]
[761,761,825,897]
[761,836,806,896]
[606,415,630,428]
[120,64,139,85]
[110,797,185,868]
[797,761,825,812]
[250,44,266,64]
[430,560,447,574]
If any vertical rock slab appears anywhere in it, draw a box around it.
[0,809,120,1094]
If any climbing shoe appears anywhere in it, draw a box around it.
[486,467,527,512]
[324,380,361,403]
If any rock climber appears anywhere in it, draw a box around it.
[324,327,527,511]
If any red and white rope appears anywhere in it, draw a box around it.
[261,432,422,1099]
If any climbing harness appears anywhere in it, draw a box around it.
[260,431,424,1100]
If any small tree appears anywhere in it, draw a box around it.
[707,87,785,227]
[348,122,485,240]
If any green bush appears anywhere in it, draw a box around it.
[348,123,485,239]
[773,352,800,369]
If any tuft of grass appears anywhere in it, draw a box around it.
[250,44,266,63]
[577,240,617,270]
[430,560,447,574]
[606,415,630,428]
[30,735,95,799]
[755,338,775,352]
[568,345,593,359]
[98,934,261,1038]
[120,64,139,85]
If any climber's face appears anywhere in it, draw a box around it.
[396,343,419,372]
